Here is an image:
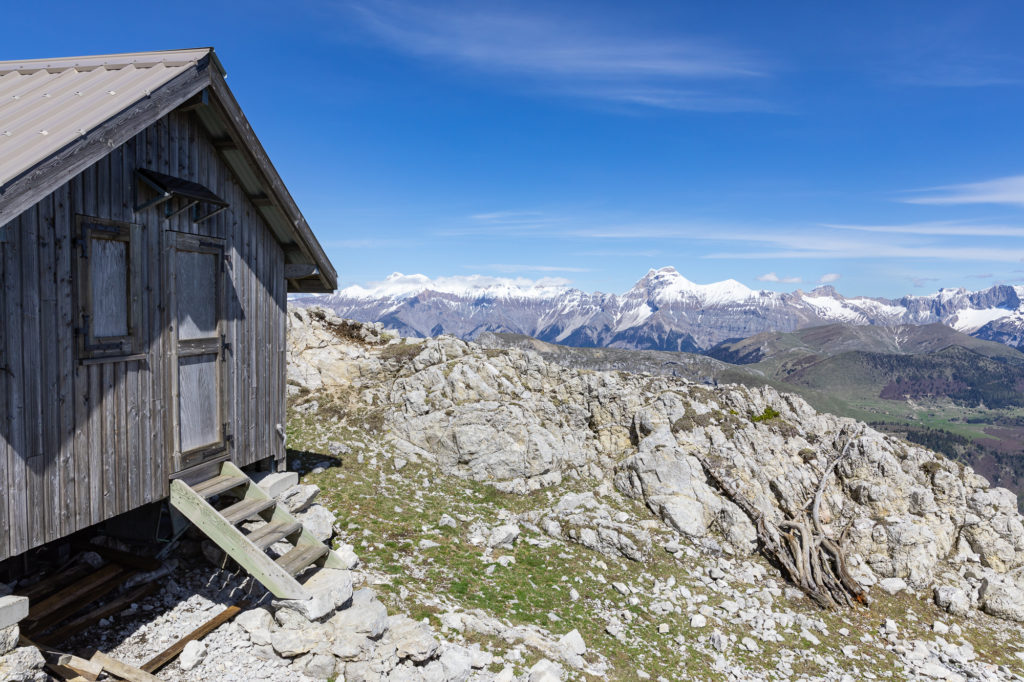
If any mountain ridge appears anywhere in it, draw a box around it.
[299,267,1024,351]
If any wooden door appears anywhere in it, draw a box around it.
[169,232,228,472]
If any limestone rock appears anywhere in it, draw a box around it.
[487,524,521,549]
[386,615,440,662]
[979,577,1024,622]
[296,504,337,543]
[330,588,389,639]
[933,585,972,618]
[273,568,353,623]
[280,484,321,513]
[180,640,207,671]
[0,646,47,682]
[0,625,18,657]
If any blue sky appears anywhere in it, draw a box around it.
[6,1,1024,298]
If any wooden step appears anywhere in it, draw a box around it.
[276,544,328,577]
[247,521,303,550]
[170,462,345,600]
[221,498,277,525]
[192,474,248,499]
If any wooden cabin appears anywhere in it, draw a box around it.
[0,48,337,564]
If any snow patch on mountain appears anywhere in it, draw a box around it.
[951,307,1017,333]
[337,272,573,301]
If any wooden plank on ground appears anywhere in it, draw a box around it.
[18,635,102,681]
[140,600,247,674]
[26,563,124,623]
[89,650,164,682]
[41,582,160,647]
[18,563,93,602]
[57,654,103,681]
[30,569,138,634]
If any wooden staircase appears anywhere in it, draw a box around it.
[169,462,344,600]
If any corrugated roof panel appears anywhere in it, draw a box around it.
[0,49,211,187]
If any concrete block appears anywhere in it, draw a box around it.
[254,471,299,498]
[0,595,29,629]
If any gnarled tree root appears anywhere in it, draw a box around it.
[695,427,868,610]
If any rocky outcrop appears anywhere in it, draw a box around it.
[287,307,1024,629]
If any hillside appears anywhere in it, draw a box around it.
[481,326,1024,501]
[280,306,1024,680]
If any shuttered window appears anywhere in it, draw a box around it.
[76,217,141,359]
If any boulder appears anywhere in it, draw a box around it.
[0,625,18,657]
[386,615,440,663]
[979,578,1024,622]
[296,504,337,543]
[236,607,275,646]
[933,585,972,618]
[273,568,353,622]
[330,588,389,639]
[179,640,207,671]
[487,524,521,549]
[0,646,47,682]
[280,484,320,513]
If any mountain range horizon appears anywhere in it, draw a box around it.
[297,265,1024,352]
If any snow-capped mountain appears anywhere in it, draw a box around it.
[297,267,1024,351]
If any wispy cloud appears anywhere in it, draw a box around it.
[823,220,1024,237]
[465,264,592,273]
[900,175,1024,207]
[577,249,661,258]
[757,272,801,283]
[344,1,773,111]
[912,276,940,288]
[818,273,841,284]
[325,238,409,248]
[967,273,994,279]
[707,246,1024,262]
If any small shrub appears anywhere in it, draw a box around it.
[750,407,781,422]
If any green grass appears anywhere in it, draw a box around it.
[285,398,1024,680]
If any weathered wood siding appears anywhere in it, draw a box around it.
[0,108,287,562]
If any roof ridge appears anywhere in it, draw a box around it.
[0,48,217,75]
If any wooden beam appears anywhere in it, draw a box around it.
[140,601,247,674]
[18,563,93,602]
[283,264,318,279]
[89,650,164,682]
[29,569,138,634]
[57,654,103,681]
[40,582,159,647]
[27,564,125,623]
[211,137,237,151]
[204,72,336,291]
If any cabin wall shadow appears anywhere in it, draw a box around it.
[0,109,288,562]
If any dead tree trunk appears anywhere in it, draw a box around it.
[694,426,868,610]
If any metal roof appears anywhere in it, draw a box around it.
[0,49,214,187]
[0,48,337,292]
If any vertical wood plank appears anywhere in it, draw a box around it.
[54,184,77,538]
[0,215,11,560]
[6,208,29,557]
[37,193,61,543]
[71,174,92,532]
[21,200,45,551]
